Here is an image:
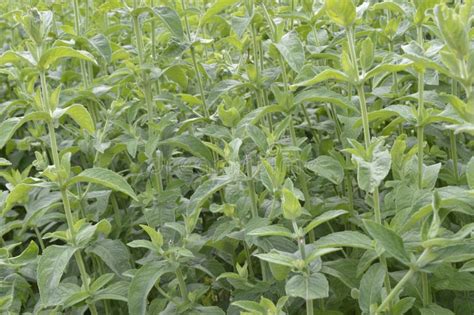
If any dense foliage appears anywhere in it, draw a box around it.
[0,0,473,314]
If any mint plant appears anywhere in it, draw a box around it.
[0,1,473,314]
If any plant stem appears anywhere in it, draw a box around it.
[449,131,459,183]
[40,70,97,315]
[181,0,210,119]
[421,272,430,306]
[292,220,313,315]
[376,269,414,314]
[347,26,393,311]
[450,81,459,183]
[175,267,189,302]
[34,227,45,251]
[277,54,312,212]
[73,0,91,89]
[416,25,425,190]
[246,155,259,218]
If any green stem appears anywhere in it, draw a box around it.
[347,27,394,311]
[278,54,311,212]
[175,267,189,302]
[376,269,415,314]
[243,241,255,280]
[73,0,91,89]
[449,131,459,183]
[377,248,431,313]
[34,227,45,252]
[40,70,97,315]
[416,25,425,190]
[421,273,431,306]
[246,156,259,218]
[356,84,371,149]
[292,220,314,315]
[181,0,210,119]
[450,81,459,183]
[373,187,381,224]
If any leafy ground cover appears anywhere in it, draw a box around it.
[0,0,473,314]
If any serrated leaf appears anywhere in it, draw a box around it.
[89,34,112,63]
[186,175,233,217]
[304,210,347,234]
[274,31,305,73]
[315,231,373,250]
[254,250,295,267]
[38,47,97,70]
[87,239,132,276]
[285,273,329,300]
[358,263,385,313]
[305,156,345,185]
[363,220,410,264]
[0,112,51,149]
[128,261,173,315]
[159,134,214,163]
[55,104,95,134]
[201,0,240,23]
[37,245,77,306]
[248,225,294,238]
[290,69,348,89]
[154,7,184,40]
[67,168,137,200]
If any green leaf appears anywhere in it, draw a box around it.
[294,87,357,112]
[305,156,345,185]
[0,112,51,149]
[87,239,132,276]
[290,69,348,89]
[281,188,302,220]
[325,0,356,27]
[360,38,374,70]
[285,273,329,300]
[0,158,12,166]
[128,261,173,315]
[89,34,112,63]
[3,181,49,216]
[254,250,295,267]
[358,263,385,314]
[419,304,454,315]
[139,225,163,248]
[0,51,36,66]
[159,134,213,163]
[429,243,474,264]
[434,5,469,58]
[67,167,137,200]
[154,7,184,40]
[201,0,240,23]
[38,47,97,70]
[55,104,95,134]
[230,15,252,38]
[207,79,243,106]
[232,300,267,313]
[37,245,77,306]
[351,140,391,193]
[315,231,373,250]
[363,220,410,264]
[392,297,416,315]
[304,210,347,234]
[364,63,410,81]
[248,225,294,238]
[370,2,405,15]
[187,175,234,216]
[467,157,474,189]
[274,31,305,73]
